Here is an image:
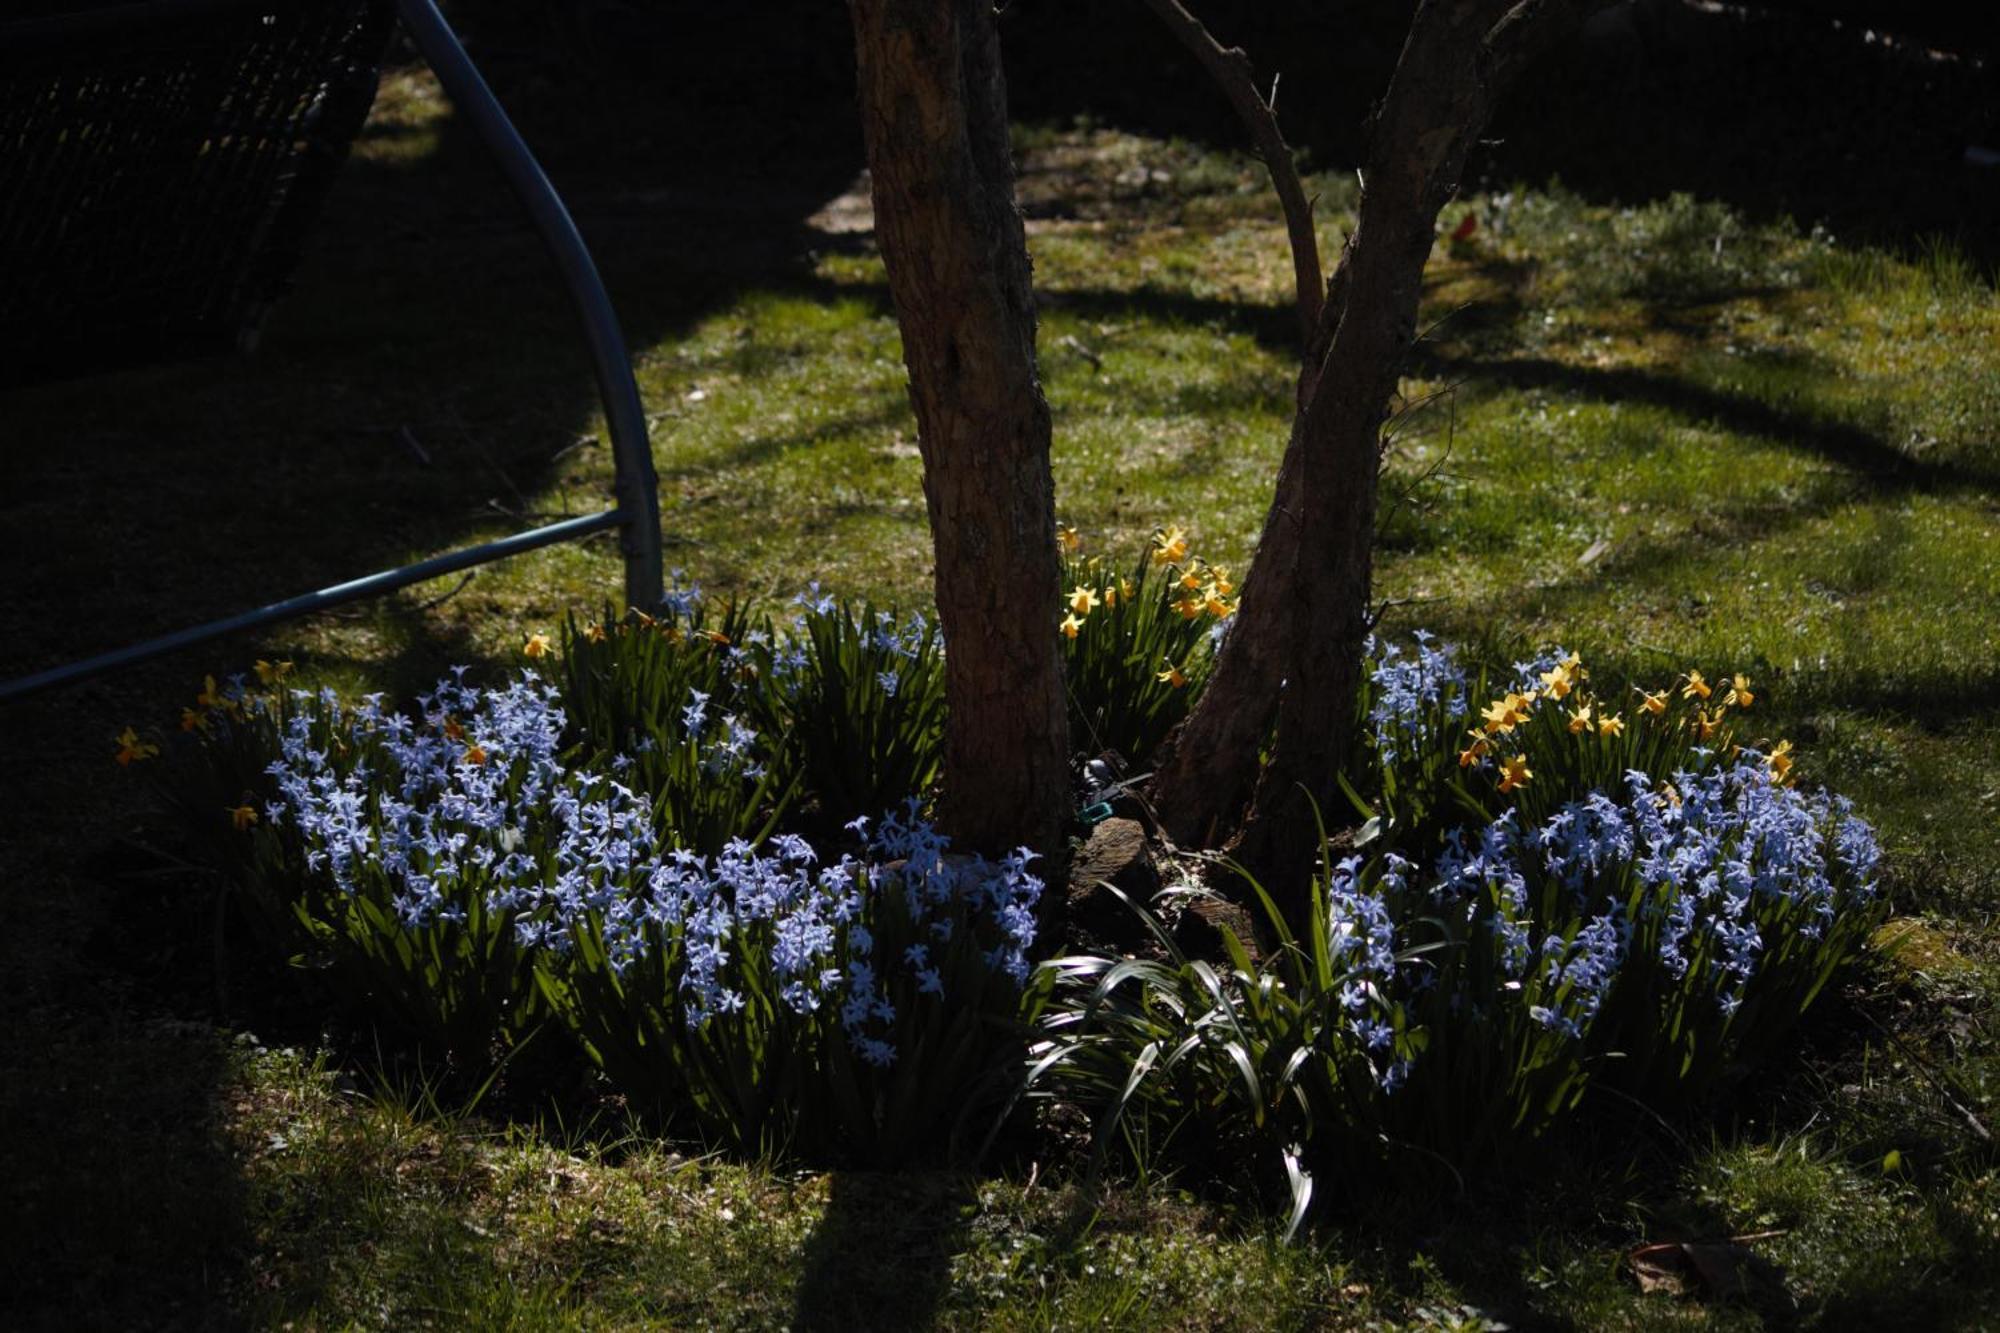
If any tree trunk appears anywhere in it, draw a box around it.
[848,0,1071,862]
[1149,0,1598,913]
[1236,0,1588,913]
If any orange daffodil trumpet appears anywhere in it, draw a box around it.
[523,632,553,660]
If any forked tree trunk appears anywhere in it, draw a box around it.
[1146,0,1598,913]
[847,0,1071,861]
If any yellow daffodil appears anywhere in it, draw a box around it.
[228,804,259,831]
[442,717,465,742]
[195,674,223,710]
[585,623,607,644]
[704,629,731,646]
[1061,613,1086,639]
[1172,594,1205,620]
[1068,586,1101,615]
[1480,692,1535,733]
[1153,527,1189,565]
[1662,782,1683,808]
[1637,688,1669,715]
[1692,707,1722,741]
[1102,585,1117,608]
[1768,739,1794,785]
[1567,704,1593,734]
[252,659,293,685]
[1458,731,1490,767]
[1540,662,1577,700]
[1179,570,1203,592]
[1724,673,1754,709]
[1498,754,1532,794]
[180,707,205,733]
[1599,713,1625,738]
[1203,591,1235,618]
[463,743,488,767]
[1156,660,1187,688]
[1208,566,1234,597]
[114,727,158,766]
[1681,670,1711,701]
[1117,576,1135,603]
[523,632,552,659]
[1057,525,1081,554]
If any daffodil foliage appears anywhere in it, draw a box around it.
[1057,526,1235,765]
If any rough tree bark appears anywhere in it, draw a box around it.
[847,0,1071,861]
[1138,0,1332,848]
[1143,0,1600,912]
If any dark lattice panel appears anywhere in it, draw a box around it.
[0,0,394,385]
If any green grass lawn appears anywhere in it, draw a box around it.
[3,65,1998,1329]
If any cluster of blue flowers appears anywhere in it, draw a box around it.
[1359,636,1884,1051]
[262,671,1041,1070]
[1365,630,1468,763]
[774,584,935,701]
[1323,852,1414,1090]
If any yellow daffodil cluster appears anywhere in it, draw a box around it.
[1148,529,1235,621]
[1458,655,1794,795]
[1057,525,1235,640]
[1168,561,1235,622]
[1459,653,1627,794]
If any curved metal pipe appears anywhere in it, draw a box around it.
[0,511,624,703]
[396,0,664,610]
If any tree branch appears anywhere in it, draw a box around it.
[1138,0,1323,347]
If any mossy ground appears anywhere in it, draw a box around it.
[2,59,1997,1330]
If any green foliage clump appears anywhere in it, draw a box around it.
[747,592,945,837]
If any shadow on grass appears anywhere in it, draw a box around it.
[0,1016,246,1331]
[1416,349,2000,496]
[792,1172,977,1331]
